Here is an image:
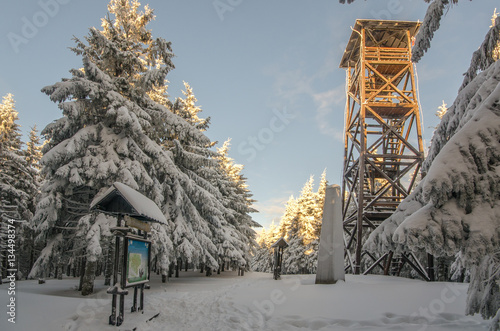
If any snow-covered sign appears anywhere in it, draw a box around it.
[90,182,167,225]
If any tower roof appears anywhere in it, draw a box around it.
[339,19,421,69]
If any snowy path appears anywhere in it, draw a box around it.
[0,271,491,330]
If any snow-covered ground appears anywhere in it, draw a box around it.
[0,271,490,331]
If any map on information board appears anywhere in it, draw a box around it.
[125,238,150,287]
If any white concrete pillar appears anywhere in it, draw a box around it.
[315,184,345,284]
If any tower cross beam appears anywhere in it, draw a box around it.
[364,63,414,104]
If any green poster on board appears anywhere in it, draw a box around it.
[125,237,150,287]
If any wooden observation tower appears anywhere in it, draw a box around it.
[339,20,429,278]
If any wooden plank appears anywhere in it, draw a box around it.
[125,215,151,232]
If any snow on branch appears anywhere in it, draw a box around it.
[367,60,500,258]
[412,0,451,63]
[394,60,500,260]
[459,16,500,91]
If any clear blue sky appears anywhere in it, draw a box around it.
[0,0,497,230]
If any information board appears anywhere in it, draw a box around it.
[124,237,150,287]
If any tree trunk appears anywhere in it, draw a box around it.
[175,259,180,278]
[200,263,204,273]
[95,261,101,277]
[28,238,35,279]
[57,262,63,280]
[168,262,174,278]
[78,257,86,292]
[81,259,97,296]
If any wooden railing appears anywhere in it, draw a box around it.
[364,47,410,62]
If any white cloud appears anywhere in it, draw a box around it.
[264,67,314,108]
[312,84,345,140]
[251,194,292,229]
[264,39,346,140]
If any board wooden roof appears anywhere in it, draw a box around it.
[271,237,289,248]
[90,182,167,225]
[339,19,421,68]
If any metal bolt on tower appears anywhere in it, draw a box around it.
[339,20,429,278]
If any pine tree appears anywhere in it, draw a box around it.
[168,82,226,271]
[436,100,448,119]
[283,174,327,274]
[492,9,500,62]
[251,228,270,272]
[0,94,37,280]
[32,0,261,288]
[251,221,280,272]
[18,125,44,278]
[161,81,260,272]
[305,169,327,273]
[151,80,243,273]
[178,82,210,131]
[284,176,317,274]
[365,12,500,324]
[30,0,206,293]
[277,195,298,239]
[215,139,260,269]
[25,125,43,169]
[252,172,327,274]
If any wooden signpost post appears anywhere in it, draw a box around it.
[271,237,288,280]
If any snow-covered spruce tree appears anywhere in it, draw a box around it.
[149,80,258,274]
[305,169,327,273]
[250,196,297,273]
[411,0,460,63]
[17,125,44,279]
[25,125,43,169]
[277,195,298,239]
[252,172,327,274]
[0,94,37,221]
[0,94,38,281]
[365,14,500,325]
[282,173,327,274]
[30,0,207,294]
[176,81,210,131]
[251,221,281,272]
[148,80,218,272]
[173,84,260,272]
[169,84,230,272]
[251,228,271,272]
[215,139,260,270]
[283,176,316,274]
